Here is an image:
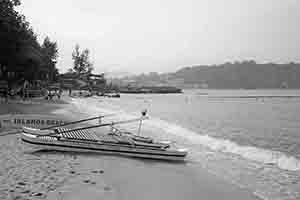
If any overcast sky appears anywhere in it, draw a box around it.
[18,0,300,76]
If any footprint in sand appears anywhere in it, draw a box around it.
[21,189,31,194]
[17,182,26,186]
[91,170,104,174]
[104,186,111,191]
[32,192,44,197]
[83,179,91,183]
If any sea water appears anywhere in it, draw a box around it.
[66,89,300,200]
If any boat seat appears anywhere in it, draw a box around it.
[98,134,120,143]
[56,127,99,141]
[37,135,58,141]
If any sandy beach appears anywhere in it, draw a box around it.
[3,0,300,199]
[0,96,259,200]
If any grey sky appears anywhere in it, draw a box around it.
[19,0,300,76]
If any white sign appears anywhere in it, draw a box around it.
[0,114,67,130]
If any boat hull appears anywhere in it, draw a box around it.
[21,133,187,161]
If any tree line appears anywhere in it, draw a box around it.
[0,0,58,85]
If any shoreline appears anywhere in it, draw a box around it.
[0,96,260,200]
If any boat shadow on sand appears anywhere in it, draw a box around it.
[26,149,188,165]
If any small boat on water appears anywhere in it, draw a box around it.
[20,114,188,161]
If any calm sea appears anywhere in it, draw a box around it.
[67,89,300,200]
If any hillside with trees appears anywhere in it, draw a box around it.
[172,61,300,89]
[0,0,59,85]
[118,61,300,89]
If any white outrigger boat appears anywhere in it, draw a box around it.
[21,113,188,161]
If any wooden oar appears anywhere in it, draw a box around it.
[45,116,149,136]
[41,113,117,130]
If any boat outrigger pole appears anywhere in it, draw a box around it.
[0,114,116,137]
[44,116,149,136]
[41,113,117,130]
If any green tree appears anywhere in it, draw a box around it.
[0,0,45,81]
[41,36,59,81]
[71,44,93,74]
[42,36,58,64]
[1,0,24,78]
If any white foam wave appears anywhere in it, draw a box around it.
[70,98,300,171]
[69,98,137,123]
[146,118,300,171]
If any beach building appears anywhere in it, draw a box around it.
[59,72,106,91]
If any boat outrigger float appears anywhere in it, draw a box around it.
[21,111,188,161]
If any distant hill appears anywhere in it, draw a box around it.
[171,61,300,89]
[116,61,300,89]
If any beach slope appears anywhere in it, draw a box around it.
[0,98,259,200]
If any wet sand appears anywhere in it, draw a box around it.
[0,96,260,200]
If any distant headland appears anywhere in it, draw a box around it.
[113,60,300,89]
